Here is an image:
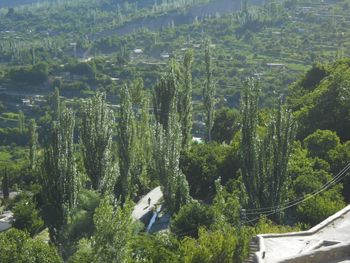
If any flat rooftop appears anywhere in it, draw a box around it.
[256,205,350,263]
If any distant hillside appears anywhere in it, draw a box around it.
[0,0,42,8]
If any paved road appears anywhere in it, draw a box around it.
[0,221,11,232]
[0,211,13,232]
[131,186,163,221]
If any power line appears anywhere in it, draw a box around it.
[242,163,350,225]
[243,162,350,214]
[153,162,350,236]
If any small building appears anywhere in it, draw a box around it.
[253,205,350,262]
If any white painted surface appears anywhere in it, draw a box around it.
[256,205,350,263]
[132,186,163,221]
[0,211,13,232]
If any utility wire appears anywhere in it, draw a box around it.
[161,163,350,235]
[243,162,350,214]
[242,163,350,225]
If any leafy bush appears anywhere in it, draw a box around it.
[171,201,215,239]
[13,196,44,237]
[296,186,345,226]
[0,229,62,263]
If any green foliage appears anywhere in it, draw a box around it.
[328,141,350,201]
[13,196,44,237]
[116,84,137,202]
[288,141,346,225]
[179,49,194,150]
[0,229,62,263]
[241,80,296,212]
[212,179,242,227]
[130,233,180,263]
[66,189,100,242]
[180,143,239,200]
[91,195,134,263]
[66,62,96,80]
[180,227,236,263]
[153,113,190,214]
[9,62,48,85]
[133,95,153,192]
[253,216,300,235]
[296,186,345,226]
[303,129,340,161]
[171,201,215,239]
[202,39,216,142]
[212,107,240,144]
[28,119,38,171]
[299,62,329,92]
[40,106,78,245]
[80,92,116,193]
[67,238,92,263]
[153,59,180,131]
[18,110,25,134]
[292,59,350,141]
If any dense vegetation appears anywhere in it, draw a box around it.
[1,0,350,262]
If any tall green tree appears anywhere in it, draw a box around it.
[153,59,180,131]
[28,119,38,171]
[116,84,136,203]
[258,99,296,210]
[134,95,153,191]
[52,87,61,121]
[18,110,25,134]
[153,109,190,214]
[80,92,117,193]
[241,80,296,211]
[2,167,9,199]
[202,39,215,142]
[91,195,134,263]
[240,79,259,209]
[41,106,78,245]
[179,49,194,150]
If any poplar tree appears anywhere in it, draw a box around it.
[153,107,190,214]
[202,39,215,142]
[153,59,180,131]
[52,87,61,121]
[134,95,153,190]
[240,79,259,209]
[41,106,78,245]
[240,80,296,211]
[28,119,38,171]
[18,110,25,134]
[179,49,194,150]
[259,99,296,210]
[92,196,134,263]
[116,84,136,203]
[81,92,116,193]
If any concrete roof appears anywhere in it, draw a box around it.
[255,205,350,263]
